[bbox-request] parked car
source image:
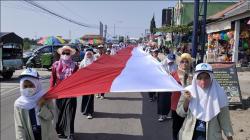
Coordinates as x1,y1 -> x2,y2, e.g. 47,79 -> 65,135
26,44 -> 80,70
23,51 -> 33,65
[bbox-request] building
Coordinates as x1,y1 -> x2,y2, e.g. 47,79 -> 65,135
206,0 -> 250,65
175,1 -> 236,25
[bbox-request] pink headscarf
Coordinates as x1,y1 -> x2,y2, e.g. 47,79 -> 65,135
56,58 -> 76,80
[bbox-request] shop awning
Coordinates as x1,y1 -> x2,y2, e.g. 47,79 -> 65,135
206,21 -> 231,33
206,1 -> 250,34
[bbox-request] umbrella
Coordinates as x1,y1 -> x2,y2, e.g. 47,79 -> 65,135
37,36 -> 48,45
37,36 -> 65,45
70,38 -> 83,44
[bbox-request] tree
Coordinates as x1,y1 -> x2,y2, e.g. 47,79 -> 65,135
150,15 -> 156,35
23,38 -> 37,50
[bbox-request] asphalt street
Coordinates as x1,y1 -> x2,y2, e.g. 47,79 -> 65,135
1,73 -> 172,140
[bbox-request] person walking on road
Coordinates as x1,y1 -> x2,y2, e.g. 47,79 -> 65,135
95,45 -> 106,99
171,53 -> 193,140
50,46 -> 78,140
157,53 -> 177,122
14,68 -> 58,140
177,63 -> 234,140
79,48 -> 96,119
148,48 -> 160,102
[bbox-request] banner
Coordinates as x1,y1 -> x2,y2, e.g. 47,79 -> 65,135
209,62 -> 242,104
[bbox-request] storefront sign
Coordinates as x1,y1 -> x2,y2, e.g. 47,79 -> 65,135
209,62 -> 242,104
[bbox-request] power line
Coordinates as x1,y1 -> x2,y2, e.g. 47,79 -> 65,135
24,1 -> 99,29
55,0 -> 91,24
1,2 -> 47,14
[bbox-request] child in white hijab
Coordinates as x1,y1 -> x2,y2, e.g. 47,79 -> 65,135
14,68 -> 58,140
177,63 -> 233,140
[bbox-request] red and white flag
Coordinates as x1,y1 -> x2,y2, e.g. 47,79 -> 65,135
45,45 -> 184,99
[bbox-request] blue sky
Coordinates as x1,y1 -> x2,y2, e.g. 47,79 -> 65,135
1,1 -> 176,40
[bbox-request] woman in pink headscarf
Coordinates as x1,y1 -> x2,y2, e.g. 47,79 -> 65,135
49,46 -> 78,140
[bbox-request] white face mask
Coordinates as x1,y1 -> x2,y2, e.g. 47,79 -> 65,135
21,88 -> 36,97
61,54 -> 71,60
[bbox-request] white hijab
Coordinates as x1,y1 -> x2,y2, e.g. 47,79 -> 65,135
14,77 -> 46,110
79,51 -> 96,68
185,71 -> 228,122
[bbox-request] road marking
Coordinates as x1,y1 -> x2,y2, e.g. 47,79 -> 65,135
1,87 -> 20,96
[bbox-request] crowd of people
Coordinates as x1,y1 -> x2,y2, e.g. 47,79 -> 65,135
13,42 -> 234,140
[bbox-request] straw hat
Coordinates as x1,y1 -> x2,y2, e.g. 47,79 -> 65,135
179,53 -> 193,63
57,45 -> 76,55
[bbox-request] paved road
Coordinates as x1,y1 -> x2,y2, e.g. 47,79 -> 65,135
1,74 -> 172,140
2,69 -> 249,140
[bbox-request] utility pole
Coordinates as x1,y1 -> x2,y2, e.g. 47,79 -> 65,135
191,0 -> 199,62
104,24 -> 107,42
114,24 -> 116,38
100,22 -> 103,37
200,0 -> 207,63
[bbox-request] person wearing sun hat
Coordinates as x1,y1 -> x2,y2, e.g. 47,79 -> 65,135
50,45 -> 78,139
170,52 -> 193,140
14,68 -> 58,140
176,63 -> 233,140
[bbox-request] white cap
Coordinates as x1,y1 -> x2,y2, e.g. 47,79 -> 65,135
20,68 -> 40,79
195,63 -> 213,73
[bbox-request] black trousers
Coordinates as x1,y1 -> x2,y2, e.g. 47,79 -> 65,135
81,95 -> 94,115
157,92 -> 171,115
172,110 -> 185,140
56,98 -> 77,137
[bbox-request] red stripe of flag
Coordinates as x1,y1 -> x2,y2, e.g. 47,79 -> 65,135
45,46 -> 134,99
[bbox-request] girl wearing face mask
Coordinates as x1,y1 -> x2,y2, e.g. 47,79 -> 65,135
50,46 -> 78,140
176,63 -> 233,140
14,68 -> 58,140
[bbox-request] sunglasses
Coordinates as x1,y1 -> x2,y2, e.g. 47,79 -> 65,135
180,61 -> 189,64
62,52 -> 70,55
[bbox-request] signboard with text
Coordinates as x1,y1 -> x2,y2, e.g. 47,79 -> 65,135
209,62 -> 242,105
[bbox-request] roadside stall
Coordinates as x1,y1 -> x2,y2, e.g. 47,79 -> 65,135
81,35 -> 103,46
206,1 -> 250,66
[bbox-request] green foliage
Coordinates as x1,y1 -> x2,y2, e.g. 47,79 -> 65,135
150,16 -> 156,34
156,25 -> 192,33
23,41 -> 31,50
23,38 -> 37,50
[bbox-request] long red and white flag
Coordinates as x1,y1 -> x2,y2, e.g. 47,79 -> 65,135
45,45 -> 184,99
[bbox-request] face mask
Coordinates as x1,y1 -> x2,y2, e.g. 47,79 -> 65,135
21,88 -> 36,97
61,55 -> 71,60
